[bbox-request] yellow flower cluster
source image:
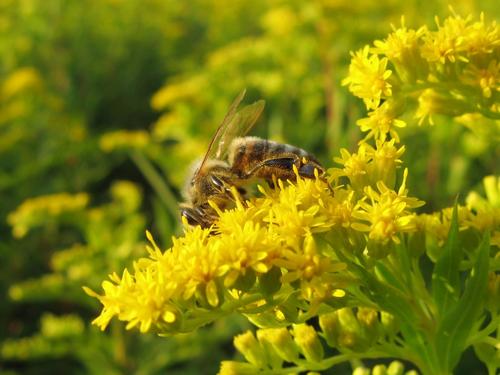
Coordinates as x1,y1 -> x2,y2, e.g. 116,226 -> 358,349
343,13 -> 500,138
7,193 -> 89,238
1,67 -> 42,99
86,173 -> 346,333
417,175 -> 500,248
99,130 -> 150,152
86,158 -> 428,334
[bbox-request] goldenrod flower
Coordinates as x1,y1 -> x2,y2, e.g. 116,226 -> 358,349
457,12 -> 500,57
373,19 -> 428,83
463,60 -> 500,98
414,88 -> 466,126
348,13 -> 500,132
365,139 -> 405,188
465,175 -> 500,233
331,140 -> 404,193
420,15 -> 470,64
356,101 -> 407,142
421,12 -> 500,65
330,145 -> 371,190
352,169 -> 424,244
373,19 -> 426,62
342,46 -> 393,110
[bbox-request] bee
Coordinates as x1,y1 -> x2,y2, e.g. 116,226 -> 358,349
181,90 -> 325,228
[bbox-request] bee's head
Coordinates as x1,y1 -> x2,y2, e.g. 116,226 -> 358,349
182,159 -> 231,204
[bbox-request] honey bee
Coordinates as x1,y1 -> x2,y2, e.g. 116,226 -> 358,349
181,90 -> 325,228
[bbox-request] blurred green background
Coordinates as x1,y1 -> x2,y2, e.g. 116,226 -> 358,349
0,0 -> 498,374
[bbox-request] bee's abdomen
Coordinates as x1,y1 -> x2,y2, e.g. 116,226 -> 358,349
229,136 -> 315,179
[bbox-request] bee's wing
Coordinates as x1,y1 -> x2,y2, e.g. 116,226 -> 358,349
215,98 -> 265,160
195,90 -> 265,179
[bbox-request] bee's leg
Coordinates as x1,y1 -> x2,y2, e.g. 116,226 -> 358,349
245,157 -> 298,180
181,206 -> 212,228
266,180 -> 276,189
246,156 -> 318,182
298,161 -> 326,179
236,186 -> 247,196
245,156 -> 329,188
209,175 -> 229,193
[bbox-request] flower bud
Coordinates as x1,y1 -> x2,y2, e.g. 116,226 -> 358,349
352,367 -> 370,375
387,360 -> 405,375
372,364 -> 388,375
255,329 -> 283,369
337,308 -> 361,332
485,272 -> 500,311
257,328 -> 299,363
319,311 -> 340,347
218,361 -> 259,375
380,311 -> 398,336
292,324 -> 324,363
370,140 -> 404,189
336,307 -> 377,351
233,331 -> 266,368
356,307 -> 379,342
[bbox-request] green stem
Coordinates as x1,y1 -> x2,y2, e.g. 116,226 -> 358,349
129,150 -> 179,220
259,350 -> 403,374
178,293 -> 266,332
468,313 -> 500,345
111,320 -> 129,371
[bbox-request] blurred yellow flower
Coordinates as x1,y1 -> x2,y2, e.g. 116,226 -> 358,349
1,67 -> 41,99
8,193 -> 89,238
261,6 -> 298,36
463,59 -> 500,98
99,130 -> 149,152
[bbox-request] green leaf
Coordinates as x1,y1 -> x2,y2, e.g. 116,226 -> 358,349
394,240 -> 413,289
374,261 -> 407,294
349,261 -> 416,325
435,232 -> 490,371
474,342 -> 500,375
258,266 -> 282,297
431,203 -> 461,315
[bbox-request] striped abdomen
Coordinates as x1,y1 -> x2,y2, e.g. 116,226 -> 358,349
228,136 -> 323,181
